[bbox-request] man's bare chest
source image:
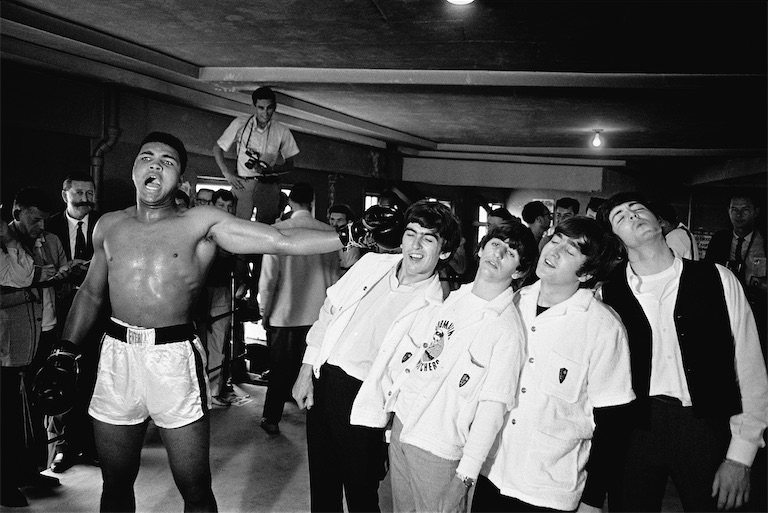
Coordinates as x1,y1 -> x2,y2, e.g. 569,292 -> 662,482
104,221 -> 202,268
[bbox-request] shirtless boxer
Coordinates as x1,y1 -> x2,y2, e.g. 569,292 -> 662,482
33,132 -> 401,512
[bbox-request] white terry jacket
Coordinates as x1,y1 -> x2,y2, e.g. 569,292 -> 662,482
351,284 -> 524,465
303,252 -> 444,378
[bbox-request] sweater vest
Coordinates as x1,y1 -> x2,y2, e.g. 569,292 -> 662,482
601,259 -> 741,420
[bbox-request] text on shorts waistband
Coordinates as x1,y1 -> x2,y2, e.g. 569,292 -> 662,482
106,319 -> 195,345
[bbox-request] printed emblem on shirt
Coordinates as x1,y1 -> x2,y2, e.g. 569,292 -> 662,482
416,319 -> 454,372
559,367 -> 568,383
402,352 -> 412,363
459,373 -> 470,387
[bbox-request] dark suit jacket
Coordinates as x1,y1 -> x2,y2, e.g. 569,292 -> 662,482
704,229 -> 732,265
45,210 -> 99,261
45,210 -> 101,319
705,228 -> 766,265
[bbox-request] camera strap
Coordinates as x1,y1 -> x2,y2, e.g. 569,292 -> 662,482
237,115 -> 256,155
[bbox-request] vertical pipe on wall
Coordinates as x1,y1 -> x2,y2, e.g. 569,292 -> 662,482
90,87 -> 121,211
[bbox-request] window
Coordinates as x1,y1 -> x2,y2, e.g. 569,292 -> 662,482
477,203 -> 504,243
364,193 -> 380,210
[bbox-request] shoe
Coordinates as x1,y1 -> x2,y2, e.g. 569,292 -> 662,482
260,418 -> 280,435
0,487 -> 28,508
20,473 -> 60,488
211,395 -> 232,407
50,451 -> 77,474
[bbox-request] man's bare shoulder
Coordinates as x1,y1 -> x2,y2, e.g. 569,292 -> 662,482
184,204 -> 233,227
94,207 -> 135,230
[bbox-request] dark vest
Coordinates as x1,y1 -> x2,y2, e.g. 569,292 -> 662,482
602,259 -> 741,421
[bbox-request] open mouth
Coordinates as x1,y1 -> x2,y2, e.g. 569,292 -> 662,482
144,175 -> 161,189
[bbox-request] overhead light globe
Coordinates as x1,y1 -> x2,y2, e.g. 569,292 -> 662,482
591,130 -> 603,148
447,0 -> 474,4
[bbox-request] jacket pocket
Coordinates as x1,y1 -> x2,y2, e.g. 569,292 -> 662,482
539,351 -> 585,404
451,351 -> 487,399
524,430 -> 585,492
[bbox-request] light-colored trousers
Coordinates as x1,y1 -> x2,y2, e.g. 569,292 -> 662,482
389,415 -> 476,512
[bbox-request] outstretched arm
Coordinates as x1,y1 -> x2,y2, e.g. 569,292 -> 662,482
208,212 -> 343,256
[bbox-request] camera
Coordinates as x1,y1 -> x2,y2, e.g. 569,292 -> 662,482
244,149 -> 261,170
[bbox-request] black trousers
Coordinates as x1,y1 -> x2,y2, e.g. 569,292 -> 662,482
261,325 -> 309,424
306,364 -> 385,513
609,399 -> 729,512
472,475 -> 571,512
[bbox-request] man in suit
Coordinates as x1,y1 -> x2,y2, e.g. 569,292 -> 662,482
44,172 -> 101,473
705,194 -> 766,356
259,183 -> 340,435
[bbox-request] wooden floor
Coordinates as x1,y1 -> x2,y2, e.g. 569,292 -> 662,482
3,382 -> 689,513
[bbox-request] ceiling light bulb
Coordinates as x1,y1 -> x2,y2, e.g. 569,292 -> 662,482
591,131 -> 602,148
447,0 -> 474,4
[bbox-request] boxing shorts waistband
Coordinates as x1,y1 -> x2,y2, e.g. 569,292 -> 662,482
106,319 -> 195,345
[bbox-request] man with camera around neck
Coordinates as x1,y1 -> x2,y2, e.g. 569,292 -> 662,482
213,86 -> 300,224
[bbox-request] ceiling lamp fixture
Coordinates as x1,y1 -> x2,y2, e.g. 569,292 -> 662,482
591,129 -> 603,148
447,0 -> 474,4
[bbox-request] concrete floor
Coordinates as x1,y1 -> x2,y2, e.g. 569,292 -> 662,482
4,382 -> 394,512
2,381 -> 692,513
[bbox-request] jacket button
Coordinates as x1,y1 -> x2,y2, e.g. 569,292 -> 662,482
521,387 -> 527,393
529,357 -> 534,363
405,369 -> 410,374
423,343 -> 428,348
531,326 -> 536,332
511,419 -> 516,425
387,391 -> 392,396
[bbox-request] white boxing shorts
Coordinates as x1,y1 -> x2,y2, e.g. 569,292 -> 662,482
88,317 -> 211,429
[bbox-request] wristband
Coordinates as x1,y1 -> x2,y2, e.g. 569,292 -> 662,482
724,458 -> 751,472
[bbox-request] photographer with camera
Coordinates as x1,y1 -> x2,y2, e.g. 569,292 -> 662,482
213,86 -> 300,224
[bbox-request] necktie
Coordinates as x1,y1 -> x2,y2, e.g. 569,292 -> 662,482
75,221 -> 86,259
733,236 -> 746,281
734,236 -> 745,265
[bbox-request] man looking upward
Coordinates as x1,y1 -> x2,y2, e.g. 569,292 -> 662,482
597,192 -> 768,512
538,197 -> 580,252
34,132 -> 399,512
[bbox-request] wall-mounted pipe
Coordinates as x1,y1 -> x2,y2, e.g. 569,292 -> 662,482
90,87 -> 121,211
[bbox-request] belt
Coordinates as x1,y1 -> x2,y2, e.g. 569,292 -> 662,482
238,175 -> 280,184
106,319 -> 195,345
650,395 -> 683,406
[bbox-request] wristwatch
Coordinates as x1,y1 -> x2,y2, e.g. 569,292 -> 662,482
455,472 -> 475,488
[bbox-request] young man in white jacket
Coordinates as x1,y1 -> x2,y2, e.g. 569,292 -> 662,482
475,217 -> 636,512
352,221 -> 538,513
292,200 -> 462,512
